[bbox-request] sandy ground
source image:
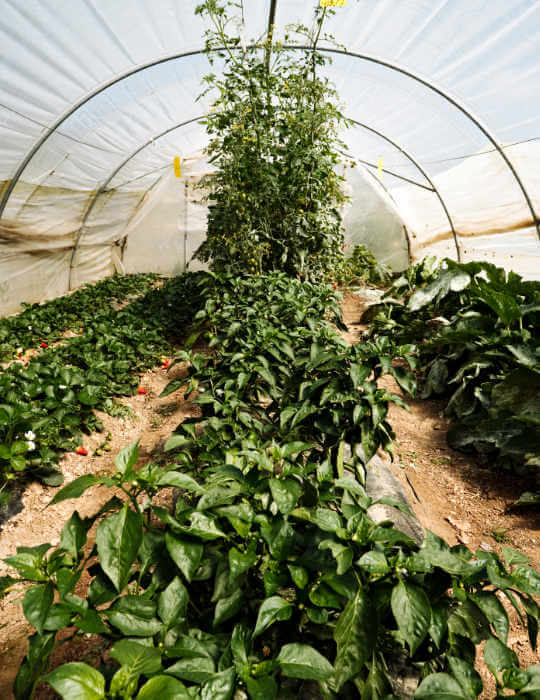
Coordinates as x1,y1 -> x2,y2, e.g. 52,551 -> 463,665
0,291 -> 537,698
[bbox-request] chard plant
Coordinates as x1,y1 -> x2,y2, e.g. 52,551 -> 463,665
365,259 -> 540,503
194,0 -> 350,281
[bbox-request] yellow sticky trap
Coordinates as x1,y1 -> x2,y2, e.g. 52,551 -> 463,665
377,157 -> 383,180
320,0 -> 346,5
173,156 -> 182,178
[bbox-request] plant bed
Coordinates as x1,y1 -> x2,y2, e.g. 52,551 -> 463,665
2,272 -> 538,699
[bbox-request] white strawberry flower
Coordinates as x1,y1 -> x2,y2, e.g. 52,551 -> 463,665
58,384 -> 67,390
24,430 -> 36,441
26,440 -> 36,451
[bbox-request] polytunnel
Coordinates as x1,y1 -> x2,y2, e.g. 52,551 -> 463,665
1,0 -> 540,315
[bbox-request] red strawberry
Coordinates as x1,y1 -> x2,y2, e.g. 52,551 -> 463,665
162,360 -> 170,369
17,353 -> 22,358
75,446 -> 88,456
333,282 -> 338,289
40,342 -> 48,348
137,387 -> 147,395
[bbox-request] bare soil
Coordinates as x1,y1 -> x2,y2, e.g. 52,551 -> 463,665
0,291 -> 537,699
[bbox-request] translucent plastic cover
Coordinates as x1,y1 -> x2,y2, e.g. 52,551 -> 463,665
0,0 -> 539,314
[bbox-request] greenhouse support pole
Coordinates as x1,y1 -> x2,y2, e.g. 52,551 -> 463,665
184,179 -> 189,272
265,0 -> 278,69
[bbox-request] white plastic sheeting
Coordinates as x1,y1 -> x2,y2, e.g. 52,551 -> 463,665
0,0 -> 539,314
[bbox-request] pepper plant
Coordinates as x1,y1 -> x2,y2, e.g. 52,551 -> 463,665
4,271 -> 539,698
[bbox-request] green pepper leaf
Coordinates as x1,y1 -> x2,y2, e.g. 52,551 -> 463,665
44,662 -> 105,700
277,643 -> 333,681
95,504 -> 143,592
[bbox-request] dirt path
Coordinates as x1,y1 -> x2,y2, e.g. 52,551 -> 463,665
0,358 -> 196,698
342,291 -> 540,698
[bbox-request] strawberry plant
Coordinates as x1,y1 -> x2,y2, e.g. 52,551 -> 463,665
0,273 -> 206,504
0,273 -> 159,361
194,0 -> 349,281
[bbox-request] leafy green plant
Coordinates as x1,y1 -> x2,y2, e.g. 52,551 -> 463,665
194,0 -> 349,281
5,270 -> 539,699
0,273 -> 206,500
0,273 -> 159,361
365,258 -> 540,497
334,244 -> 392,287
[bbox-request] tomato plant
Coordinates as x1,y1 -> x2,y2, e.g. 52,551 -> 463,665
194,0 -> 349,281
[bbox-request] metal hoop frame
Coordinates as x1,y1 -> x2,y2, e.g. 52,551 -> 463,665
69,111 -> 463,285
2,40 -> 537,280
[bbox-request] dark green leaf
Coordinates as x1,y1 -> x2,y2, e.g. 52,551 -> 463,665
253,596 -> 293,638
415,673 -> 467,699
166,656 -> 215,683
47,475 -> 100,507
391,580 -> 431,655
110,639 -> 162,675
44,662 -> 105,700
471,592 -> 509,644
158,576 -> 189,628
269,477 -> 302,515
484,636 -> 517,677
228,545 -> 257,580
214,588 -> 244,627
95,504 -> 142,592
447,656 -> 483,697
22,583 -> 54,635
59,511 -> 88,558
137,675 -> 190,699
333,587 -> 376,690
165,533 -> 203,582
114,440 -> 139,477
278,643 -> 333,681
201,667 -> 235,700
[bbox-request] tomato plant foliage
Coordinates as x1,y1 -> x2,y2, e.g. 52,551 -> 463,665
194,0 -> 349,281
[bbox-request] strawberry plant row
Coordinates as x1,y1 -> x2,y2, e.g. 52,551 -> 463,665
0,273 -> 205,503
0,273 -> 160,362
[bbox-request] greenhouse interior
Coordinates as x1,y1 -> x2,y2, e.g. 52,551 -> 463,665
0,1 -> 539,698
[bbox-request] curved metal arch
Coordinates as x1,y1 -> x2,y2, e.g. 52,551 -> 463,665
68,114 -> 202,289
348,118 -> 461,260
3,44 -> 537,241
70,113 -> 459,286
